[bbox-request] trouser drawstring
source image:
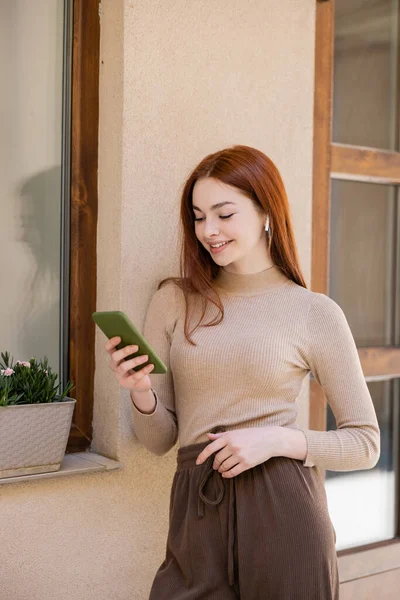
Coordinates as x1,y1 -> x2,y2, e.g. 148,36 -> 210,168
196,436 -> 237,589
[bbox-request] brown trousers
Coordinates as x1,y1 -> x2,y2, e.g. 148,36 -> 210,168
149,435 -> 339,599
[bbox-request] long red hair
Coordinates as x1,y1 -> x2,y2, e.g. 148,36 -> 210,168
158,145 -> 307,346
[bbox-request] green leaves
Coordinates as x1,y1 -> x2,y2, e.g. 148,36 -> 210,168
0,374 -> 24,406
0,352 -> 75,406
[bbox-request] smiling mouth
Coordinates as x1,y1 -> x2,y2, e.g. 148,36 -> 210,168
209,240 -> 233,253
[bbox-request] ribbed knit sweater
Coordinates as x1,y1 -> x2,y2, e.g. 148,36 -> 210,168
131,265 -> 380,471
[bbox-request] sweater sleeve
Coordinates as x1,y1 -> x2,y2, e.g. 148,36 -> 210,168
130,282 -> 179,455
299,293 -> 380,471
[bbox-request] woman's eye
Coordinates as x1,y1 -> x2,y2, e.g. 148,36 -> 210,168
193,214 -> 234,222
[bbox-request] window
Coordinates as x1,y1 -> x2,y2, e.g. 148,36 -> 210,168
313,0 -> 400,591
0,0 -> 100,453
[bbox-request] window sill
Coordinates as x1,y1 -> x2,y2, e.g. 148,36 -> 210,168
0,452 -> 123,485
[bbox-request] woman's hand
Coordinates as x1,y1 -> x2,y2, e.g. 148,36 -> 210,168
195,426 -> 282,478
105,336 -> 155,392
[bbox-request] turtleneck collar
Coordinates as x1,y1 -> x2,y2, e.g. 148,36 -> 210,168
212,264 -> 291,296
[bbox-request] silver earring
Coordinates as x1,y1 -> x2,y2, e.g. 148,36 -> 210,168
264,215 -> 270,232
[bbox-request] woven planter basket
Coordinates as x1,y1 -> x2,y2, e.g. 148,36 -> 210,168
0,398 -> 76,479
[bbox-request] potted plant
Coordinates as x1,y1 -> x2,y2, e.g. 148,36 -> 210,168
0,351 -> 75,479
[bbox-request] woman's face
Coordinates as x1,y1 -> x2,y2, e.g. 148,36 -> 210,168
192,177 -> 269,273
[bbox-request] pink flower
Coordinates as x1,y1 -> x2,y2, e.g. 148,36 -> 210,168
16,361 -> 31,368
1,368 -> 15,376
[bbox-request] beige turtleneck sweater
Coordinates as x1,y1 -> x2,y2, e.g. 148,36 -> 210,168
131,265 -> 380,471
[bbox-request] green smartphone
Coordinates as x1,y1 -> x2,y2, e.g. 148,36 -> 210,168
92,310 -> 168,374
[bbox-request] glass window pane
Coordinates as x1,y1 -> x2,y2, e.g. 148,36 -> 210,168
333,0 -> 399,150
0,1 -> 64,370
325,378 -> 398,551
329,179 -> 396,347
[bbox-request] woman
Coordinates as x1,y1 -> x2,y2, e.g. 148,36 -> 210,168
105,145 -> 380,599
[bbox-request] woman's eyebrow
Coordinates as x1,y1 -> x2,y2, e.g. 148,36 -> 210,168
192,201 -> 237,212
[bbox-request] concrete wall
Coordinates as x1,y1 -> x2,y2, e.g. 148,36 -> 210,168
2,1 -> 316,599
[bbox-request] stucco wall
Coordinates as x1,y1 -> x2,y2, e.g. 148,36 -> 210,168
2,1 -> 316,599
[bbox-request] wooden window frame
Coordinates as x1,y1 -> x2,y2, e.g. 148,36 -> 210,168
313,0 -> 400,591
66,0 -> 99,452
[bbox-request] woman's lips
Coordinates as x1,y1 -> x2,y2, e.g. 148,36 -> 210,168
209,241 -> 233,254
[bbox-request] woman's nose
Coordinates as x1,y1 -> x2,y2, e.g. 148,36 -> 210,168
204,221 -> 220,236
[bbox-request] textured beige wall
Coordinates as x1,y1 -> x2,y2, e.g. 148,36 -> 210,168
1,1 -> 316,599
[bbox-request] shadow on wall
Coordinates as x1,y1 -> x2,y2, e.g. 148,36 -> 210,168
15,165 -> 61,370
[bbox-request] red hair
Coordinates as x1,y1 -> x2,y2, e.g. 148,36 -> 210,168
159,144 -> 307,346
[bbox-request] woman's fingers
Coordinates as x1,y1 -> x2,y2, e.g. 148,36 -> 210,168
104,337 -> 121,372
118,353 -> 149,375
104,337 -> 155,386
105,339 -> 142,370
105,336 -> 122,353
112,344 -> 142,365
120,362 -> 155,384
